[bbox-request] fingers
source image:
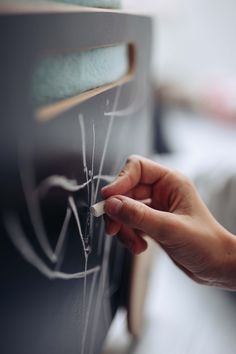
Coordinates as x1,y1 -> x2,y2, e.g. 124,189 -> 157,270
101,155 -> 170,199
104,195 -> 177,241
117,225 -> 148,254
103,184 -> 152,237
104,215 -> 121,236
125,184 -> 152,200
103,215 -> 148,255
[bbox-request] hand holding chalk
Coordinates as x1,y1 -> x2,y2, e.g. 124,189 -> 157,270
90,201 -> 105,217
99,155 -> 236,290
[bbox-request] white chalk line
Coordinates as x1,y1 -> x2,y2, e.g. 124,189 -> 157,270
3,213 -> 100,281
81,269 -> 98,354
109,78 -> 148,176
94,86 -> 121,203
91,123 -> 96,191
19,148 -> 56,263
68,195 -> 89,310
104,77 -> 147,118
90,122 -> 96,207
54,206 -> 72,271
88,236 -> 112,354
97,220 -> 105,257
37,174 -> 115,198
78,113 -> 90,199
88,122 -> 96,243
68,196 -> 86,254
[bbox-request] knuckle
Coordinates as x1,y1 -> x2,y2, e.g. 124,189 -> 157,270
133,204 -> 146,228
172,170 -> 194,188
118,155 -> 142,188
120,155 -> 138,176
173,170 -> 188,182
126,155 -> 141,172
118,169 -> 133,189
126,154 -> 140,164
119,201 -> 133,224
118,169 -> 129,177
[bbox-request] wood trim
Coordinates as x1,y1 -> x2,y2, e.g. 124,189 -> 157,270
0,1 -> 138,15
127,237 -> 156,338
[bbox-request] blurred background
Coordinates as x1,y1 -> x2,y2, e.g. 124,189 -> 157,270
103,0 -> 236,353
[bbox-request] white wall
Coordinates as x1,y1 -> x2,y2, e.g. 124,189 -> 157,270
124,0 -> 236,90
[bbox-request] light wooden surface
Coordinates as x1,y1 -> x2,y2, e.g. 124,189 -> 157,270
0,0 -> 144,15
0,1 -> 119,14
127,237 -> 156,338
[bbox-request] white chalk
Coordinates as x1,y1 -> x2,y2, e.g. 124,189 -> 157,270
90,201 -> 105,218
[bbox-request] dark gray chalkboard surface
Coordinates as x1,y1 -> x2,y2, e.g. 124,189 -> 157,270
0,6 -> 152,354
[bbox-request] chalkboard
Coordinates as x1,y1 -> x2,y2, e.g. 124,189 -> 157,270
0,7 -> 152,354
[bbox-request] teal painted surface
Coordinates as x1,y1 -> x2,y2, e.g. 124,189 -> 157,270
50,0 -> 121,8
0,0 -> 121,8
32,45 -> 128,106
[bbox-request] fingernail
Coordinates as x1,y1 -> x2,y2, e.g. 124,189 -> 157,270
105,226 -> 117,237
101,187 -> 106,195
101,186 -> 109,198
105,198 -> 123,217
106,232 -> 114,237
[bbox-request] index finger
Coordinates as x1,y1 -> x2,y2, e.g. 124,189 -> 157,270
101,155 -> 170,198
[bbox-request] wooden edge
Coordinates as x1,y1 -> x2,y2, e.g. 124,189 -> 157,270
0,1 -> 143,16
35,43 -> 136,122
127,237 -> 156,338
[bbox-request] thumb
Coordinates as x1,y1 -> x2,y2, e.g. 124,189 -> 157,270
104,196 -> 176,241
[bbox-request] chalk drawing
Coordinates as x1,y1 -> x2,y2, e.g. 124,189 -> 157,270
37,174 -> 115,197
4,213 -> 100,280
81,270 -> 98,354
54,206 -> 72,271
68,196 -> 86,255
104,77 -> 147,118
2,79 -> 137,354
88,122 -> 96,245
78,113 -> 90,201
97,220 -> 105,257
19,147 -> 56,263
94,86 -> 121,203
68,195 -> 88,307
88,236 -> 112,354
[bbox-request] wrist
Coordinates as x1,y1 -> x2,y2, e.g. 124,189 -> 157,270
220,227 -> 236,290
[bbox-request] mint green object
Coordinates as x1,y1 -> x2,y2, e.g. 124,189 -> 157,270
50,0 -> 121,8
0,0 -> 121,8
32,44 -> 128,106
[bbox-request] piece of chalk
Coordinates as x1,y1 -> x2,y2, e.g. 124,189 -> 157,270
90,201 -> 105,218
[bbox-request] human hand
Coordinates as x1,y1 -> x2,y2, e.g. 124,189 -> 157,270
101,155 -> 236,289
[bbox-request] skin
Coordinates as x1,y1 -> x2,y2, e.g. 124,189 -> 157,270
101,155 -> 236,290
